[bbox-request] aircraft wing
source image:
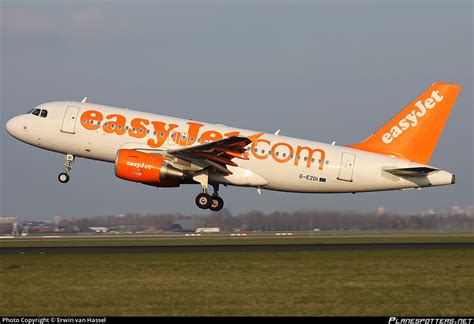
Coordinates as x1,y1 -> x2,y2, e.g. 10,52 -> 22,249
166,134 -> 262,174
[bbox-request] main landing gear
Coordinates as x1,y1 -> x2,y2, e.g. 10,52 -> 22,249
58,154 -> 75,184
195,191 -> 224,211
193,171 -> 224,211
195,188 -> 224,211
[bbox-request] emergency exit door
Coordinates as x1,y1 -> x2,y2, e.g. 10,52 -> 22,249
337,152 -> 356,182
61,106 -> 80,134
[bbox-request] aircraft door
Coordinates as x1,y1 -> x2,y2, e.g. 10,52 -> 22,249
337,152 -> 356,182
61,106 -> 81,134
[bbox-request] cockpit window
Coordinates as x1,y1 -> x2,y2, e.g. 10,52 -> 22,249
30,109 -> 48,117
27,109 -> 35,114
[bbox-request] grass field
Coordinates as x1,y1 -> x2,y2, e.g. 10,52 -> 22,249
1,232 -> 473,316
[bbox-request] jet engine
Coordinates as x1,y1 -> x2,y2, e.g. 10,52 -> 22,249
115,149 -> 183,187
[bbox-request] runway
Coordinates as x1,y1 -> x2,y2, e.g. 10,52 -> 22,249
1,242 -> 473,254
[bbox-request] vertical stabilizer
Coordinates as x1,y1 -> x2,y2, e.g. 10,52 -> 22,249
349,82 -> 461,164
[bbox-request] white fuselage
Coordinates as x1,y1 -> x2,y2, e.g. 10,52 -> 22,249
5,101 -> 454,193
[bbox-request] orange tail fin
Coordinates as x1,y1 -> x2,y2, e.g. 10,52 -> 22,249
349,82 -> 462,164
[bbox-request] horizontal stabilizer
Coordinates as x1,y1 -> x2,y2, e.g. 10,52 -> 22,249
384,167 -> 439,177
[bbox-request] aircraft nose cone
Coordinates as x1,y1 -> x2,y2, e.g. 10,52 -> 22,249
6,116 -> 20,136
6,118 -> 15,135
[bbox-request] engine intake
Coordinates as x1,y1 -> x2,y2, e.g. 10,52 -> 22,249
115,149 -> 183,187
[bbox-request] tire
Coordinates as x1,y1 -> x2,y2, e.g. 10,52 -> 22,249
58,172 -> 70,183
195,193 -> 212,209
209,196 -> 224,212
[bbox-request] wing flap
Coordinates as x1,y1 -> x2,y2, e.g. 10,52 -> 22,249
167,135 -> 259,174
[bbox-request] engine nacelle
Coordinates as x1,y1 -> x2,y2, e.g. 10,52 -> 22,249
115,149 -> 183,187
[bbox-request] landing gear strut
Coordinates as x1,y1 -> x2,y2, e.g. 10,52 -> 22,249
209,183 -> 224,212
58,154 -> 74,183
193,171 -> 224,211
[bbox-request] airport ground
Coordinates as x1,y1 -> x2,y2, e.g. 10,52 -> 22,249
1,231 -> 473,316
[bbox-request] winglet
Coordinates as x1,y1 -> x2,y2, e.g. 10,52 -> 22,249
246,132 -> 265,143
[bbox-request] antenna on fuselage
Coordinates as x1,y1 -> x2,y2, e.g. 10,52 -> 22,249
274,129 -> 281,135
81,97 -> 88,103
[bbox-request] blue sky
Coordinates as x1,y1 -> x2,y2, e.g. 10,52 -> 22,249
1,0 -> 472,220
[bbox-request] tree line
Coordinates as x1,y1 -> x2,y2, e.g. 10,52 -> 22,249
56,208 -> 474,232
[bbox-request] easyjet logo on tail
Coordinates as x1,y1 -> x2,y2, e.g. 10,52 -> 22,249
382,90 -> 444,144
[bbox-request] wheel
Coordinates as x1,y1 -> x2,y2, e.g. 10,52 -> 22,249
209,196 -> 224,212
195,193 -> 212,209
58,172 -> 70,183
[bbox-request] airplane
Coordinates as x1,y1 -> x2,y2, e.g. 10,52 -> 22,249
5,82 -> 461,211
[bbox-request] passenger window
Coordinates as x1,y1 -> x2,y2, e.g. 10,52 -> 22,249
40,110 -> 48,118
32,109 -> 41,116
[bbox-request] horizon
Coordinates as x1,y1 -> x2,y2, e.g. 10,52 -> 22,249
2,204 -> 474,222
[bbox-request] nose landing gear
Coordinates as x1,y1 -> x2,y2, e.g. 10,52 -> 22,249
58,154 -> 75,184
